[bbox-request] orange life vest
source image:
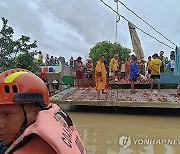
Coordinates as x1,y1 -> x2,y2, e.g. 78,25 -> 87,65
5,104 -> 86,154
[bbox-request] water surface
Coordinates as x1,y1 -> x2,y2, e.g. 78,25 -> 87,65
68,107 -> 180,154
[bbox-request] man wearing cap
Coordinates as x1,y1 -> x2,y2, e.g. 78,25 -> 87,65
0,68 -> 86,154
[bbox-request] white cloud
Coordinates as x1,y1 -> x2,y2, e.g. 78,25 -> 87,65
0,0 -> 179,62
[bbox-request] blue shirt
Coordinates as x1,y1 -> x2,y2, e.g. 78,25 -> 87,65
130,62 -> 139,81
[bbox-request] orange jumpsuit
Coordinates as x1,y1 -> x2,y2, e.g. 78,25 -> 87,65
95,60 -> 107,91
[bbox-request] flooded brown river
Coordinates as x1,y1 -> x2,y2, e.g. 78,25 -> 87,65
68,107 -> 180,154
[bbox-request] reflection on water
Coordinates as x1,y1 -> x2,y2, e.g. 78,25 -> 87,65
68,107 -> 180,154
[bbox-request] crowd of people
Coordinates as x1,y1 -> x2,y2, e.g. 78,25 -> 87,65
45,54 -> 60,66
37,51 -> 61,66
36,50 -> 178,98
70,50 -> 178,99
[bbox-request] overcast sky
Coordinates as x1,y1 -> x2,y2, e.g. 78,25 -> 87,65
0,0 -> 179,62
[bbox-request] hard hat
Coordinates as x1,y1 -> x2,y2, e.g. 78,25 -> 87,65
0,68 -> 51,109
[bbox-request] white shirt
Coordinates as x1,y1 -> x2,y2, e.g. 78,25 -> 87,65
171,60 -> 175,68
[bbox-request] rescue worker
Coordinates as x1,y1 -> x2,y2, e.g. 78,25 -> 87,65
0,68 -> 86,154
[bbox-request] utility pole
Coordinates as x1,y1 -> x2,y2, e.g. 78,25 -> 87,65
114,0 -> 119,55
114,0 -> 119,43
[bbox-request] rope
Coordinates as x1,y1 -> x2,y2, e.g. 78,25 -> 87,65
117,0 -> 177,47
100,0 -> 175,50
115,1 -> 118,43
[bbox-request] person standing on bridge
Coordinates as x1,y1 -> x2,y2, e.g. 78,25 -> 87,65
125,57 -> 131,80
95,54 -> 107,99
109,54 -> 119,82
75,56 -> 84,88
159,50 -> 165,73
129,55 -> 139,93
150,53 -> 162,92
146,56 -> 152,80
86,58 -> 94,87
38,51 -> 43,66
69,56 -> 75,69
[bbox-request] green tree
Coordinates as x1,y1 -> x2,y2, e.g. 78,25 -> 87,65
0,17 -> 38,73
89,40 -> 131,66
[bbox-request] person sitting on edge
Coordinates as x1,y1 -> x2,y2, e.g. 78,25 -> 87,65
0,68 -> 86,154
54,57 -> 59,65
129,55 -> 139,93
95,54 -> 107,99
150,53 -> 162,92
45,54 -> 50,66
50,55 -> 55,66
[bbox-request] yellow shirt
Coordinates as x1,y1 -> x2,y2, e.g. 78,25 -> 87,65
150,59 -> 162,75
38,54 -> 43,63
110,58 -> 119,71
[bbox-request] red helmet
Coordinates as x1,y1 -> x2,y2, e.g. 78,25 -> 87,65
0,68 -> 51,109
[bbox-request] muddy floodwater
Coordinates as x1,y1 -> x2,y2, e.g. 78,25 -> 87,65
68,107 -> 180,154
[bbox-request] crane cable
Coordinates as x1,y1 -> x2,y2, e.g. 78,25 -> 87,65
117,0 -> 177,47
100,0 -> 175,50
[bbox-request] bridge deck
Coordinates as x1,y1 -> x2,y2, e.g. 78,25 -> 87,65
50,88 -> 180,108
